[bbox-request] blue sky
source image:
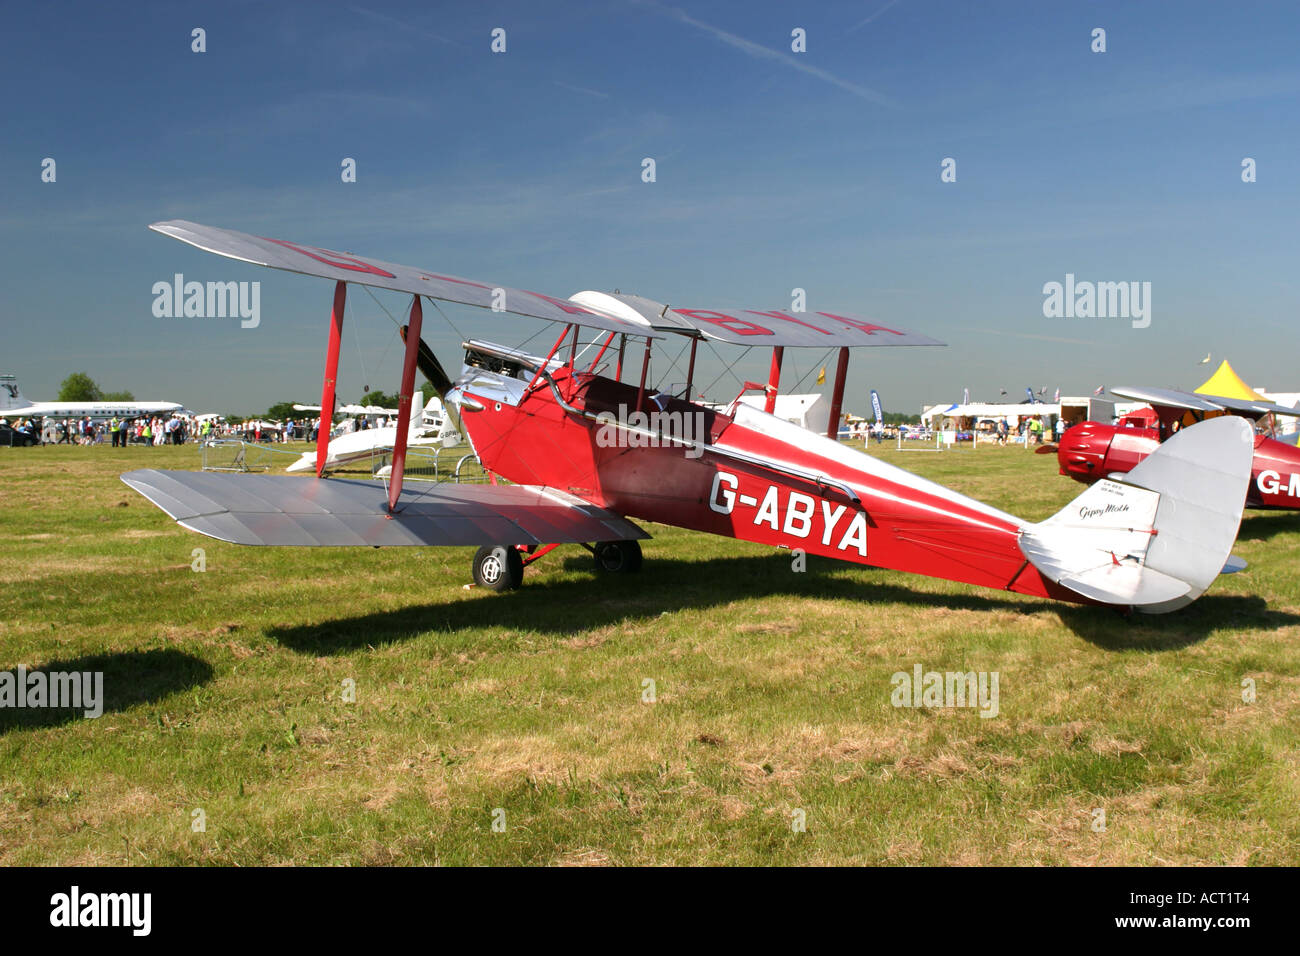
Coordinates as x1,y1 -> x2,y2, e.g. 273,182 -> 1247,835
2,0 -> 1298,415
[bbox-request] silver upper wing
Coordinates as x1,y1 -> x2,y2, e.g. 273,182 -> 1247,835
1111,385 -> 1299,419
150,220 -> 658,338
151,220 -> 944,349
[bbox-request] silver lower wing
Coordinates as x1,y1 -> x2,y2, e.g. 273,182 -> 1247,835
121,469 -> 647,547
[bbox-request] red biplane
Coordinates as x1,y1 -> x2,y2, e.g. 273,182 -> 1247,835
123,221 -> 1256,614
1059,385 -> 1300,510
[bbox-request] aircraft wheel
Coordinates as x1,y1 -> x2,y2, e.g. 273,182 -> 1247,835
593,539 -> 642,573
472,545 -> 524,592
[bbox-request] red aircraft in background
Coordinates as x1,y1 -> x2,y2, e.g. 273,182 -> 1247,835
1059,385 -> 1300,510
123,221 -> 1257,615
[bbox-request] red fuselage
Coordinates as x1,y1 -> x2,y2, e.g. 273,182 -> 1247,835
1059,421 -> 1300,509
457,365 -> 1084,604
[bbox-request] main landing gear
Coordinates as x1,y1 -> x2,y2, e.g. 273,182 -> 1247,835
469,540 -> 643,591
471,545 -> 524,592
592,539 -> 642,573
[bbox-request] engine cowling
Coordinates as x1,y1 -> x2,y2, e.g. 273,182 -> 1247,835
1058,421 -> 1161,484
1062,421 -> 1300,511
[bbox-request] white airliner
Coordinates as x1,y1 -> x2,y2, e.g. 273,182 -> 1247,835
292,400 -> 405,416
0,375 -> 184,419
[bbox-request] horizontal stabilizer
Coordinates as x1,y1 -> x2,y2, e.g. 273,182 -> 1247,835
121,469 -> 647,547
1018,416 -> 1254,613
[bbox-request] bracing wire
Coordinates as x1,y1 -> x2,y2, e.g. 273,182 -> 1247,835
349,302 -> 370,388
362,285 -> 404,330
699,342 -> 753,399
427,297 -> 552,359
360,286 -> 406,389
790,348 -> 836,391
658,338 -> 691,391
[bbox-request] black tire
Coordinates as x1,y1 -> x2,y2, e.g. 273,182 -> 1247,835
593,539 -> 643,573
472,545 -> 524,592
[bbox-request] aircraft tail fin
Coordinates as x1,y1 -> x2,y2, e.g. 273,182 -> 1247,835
408,390 -> 424,438
0,375 -> 28,413
1018,416 -> 1254,614
425,395 -> 462,445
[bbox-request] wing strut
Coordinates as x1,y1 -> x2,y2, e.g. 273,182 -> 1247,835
401,324 -> 463,438
523,324 -> 572,396
764,346 -> 784,413
387,294 -> 423,512
686,336 -> 699,399
825,346 -> 850,440
316,280 -> 347,477
400,324 -> 454,397
636,338 -> 652,412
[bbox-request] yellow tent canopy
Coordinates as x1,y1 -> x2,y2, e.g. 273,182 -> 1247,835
1194,360 -> 1268,403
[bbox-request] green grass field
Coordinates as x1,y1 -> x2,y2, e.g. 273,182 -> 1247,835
2,439 -> 1298,865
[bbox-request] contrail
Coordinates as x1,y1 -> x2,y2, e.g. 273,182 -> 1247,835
648,3 -> 898,108
849,0 -> 903,34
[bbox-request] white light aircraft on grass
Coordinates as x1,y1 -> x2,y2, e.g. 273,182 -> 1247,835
292,392 -> 453,424
292,400 -> 397,416
284,392 -> 460,473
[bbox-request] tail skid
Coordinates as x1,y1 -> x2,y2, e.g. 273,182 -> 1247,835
1018,416 -> 1254,613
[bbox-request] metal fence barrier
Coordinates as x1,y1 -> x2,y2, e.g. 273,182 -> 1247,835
201,439 -> 301,472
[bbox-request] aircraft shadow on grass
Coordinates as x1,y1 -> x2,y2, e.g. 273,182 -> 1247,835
1237,510 -> 1300,543
0,649 -> 213,735
265,554 -> 1299,657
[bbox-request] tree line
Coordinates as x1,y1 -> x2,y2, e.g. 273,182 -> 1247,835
57,372 -> 134,403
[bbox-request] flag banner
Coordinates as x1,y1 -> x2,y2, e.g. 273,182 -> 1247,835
963,387 -> 970,405
870,390 -> 883,423
816,366 -> 826,385
1025,387 -> 1036,404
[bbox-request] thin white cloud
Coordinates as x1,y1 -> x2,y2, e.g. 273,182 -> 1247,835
649,3 -> 898,108
553,80 -> 612,100
966,328 -> 1098,347
849,0 -> 903,33
347,5 -> 455,45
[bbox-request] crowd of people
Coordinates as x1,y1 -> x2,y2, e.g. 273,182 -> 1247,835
223,417 -> 327,443
979,416 -> 1062,445
3,414 -> 354,447
16,415 -> 201,446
